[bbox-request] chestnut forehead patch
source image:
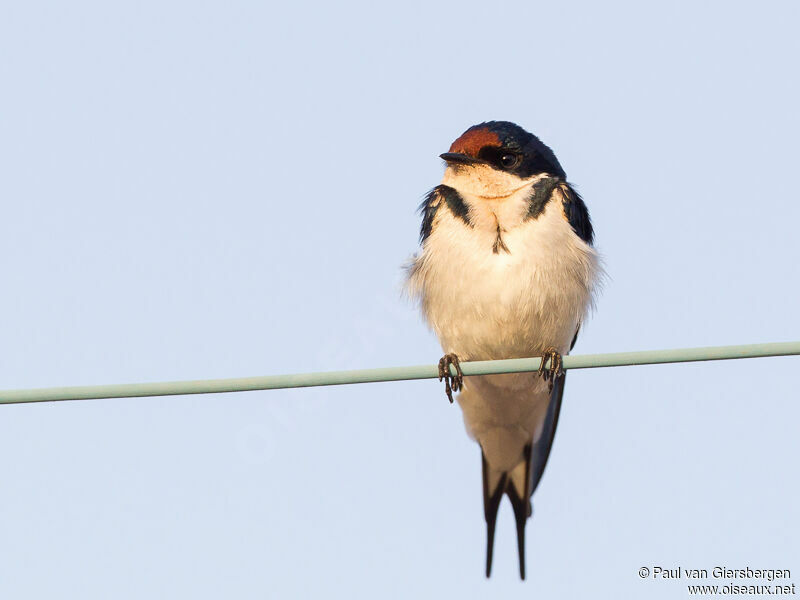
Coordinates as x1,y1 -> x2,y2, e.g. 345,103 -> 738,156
449,127 -> 501,157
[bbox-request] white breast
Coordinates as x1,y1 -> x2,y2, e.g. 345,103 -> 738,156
407,184 -> 600,361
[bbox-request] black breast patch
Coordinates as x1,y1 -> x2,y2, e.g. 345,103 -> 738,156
419,185 -> 471,243
525,177 -> 594,245
525,176 -> 561,221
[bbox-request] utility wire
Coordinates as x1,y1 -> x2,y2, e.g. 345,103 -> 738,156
1,341 -> 798,405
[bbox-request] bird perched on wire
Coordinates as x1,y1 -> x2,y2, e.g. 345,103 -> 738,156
406,121 -> 601,579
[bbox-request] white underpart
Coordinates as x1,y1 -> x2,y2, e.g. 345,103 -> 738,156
407,165 -> 602,477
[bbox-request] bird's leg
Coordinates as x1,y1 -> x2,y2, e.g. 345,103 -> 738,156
537,347 -> 564,392
438,353 -> 464,404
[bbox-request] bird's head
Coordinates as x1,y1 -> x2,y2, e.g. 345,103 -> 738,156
440,121 -> 566,199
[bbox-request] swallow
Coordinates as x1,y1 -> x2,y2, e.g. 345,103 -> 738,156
406,121 -> 601,579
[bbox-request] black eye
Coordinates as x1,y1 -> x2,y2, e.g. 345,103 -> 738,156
500,153 -> 519,169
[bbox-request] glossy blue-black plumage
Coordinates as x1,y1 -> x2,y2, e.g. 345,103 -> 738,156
523,177 -> 594,246
560,183 -> 594,245
525,176 -> 562,221
419,185 -> 471,243
471,121 -> 567,180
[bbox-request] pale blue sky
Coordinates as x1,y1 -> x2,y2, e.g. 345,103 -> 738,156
1,1 -> 798,598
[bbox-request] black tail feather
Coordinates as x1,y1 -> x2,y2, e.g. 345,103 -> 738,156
506,444 -> 532,580
482,452 -> 507,578
482,444 -> 533,580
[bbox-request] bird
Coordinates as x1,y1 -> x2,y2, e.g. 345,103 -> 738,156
406,121 -> 601,579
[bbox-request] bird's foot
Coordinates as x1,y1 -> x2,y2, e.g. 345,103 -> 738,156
438,353 -> 464,404
538,347 -> 564,392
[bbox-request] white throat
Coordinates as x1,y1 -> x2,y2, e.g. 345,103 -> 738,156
441,164 -> 543,199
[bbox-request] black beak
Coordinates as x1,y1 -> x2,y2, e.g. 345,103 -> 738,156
439,152 -> 482,166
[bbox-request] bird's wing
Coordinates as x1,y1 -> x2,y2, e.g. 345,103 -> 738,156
529,370 -> 566,497
560,182 -> 594,244
530,324 -> 578,495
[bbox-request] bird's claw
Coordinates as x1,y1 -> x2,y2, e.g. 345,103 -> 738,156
438,353 -> 464,403
538,347 -> 564,392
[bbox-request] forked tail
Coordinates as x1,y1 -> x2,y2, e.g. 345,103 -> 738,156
482,445 -> 532,579
481,372 -> 566,580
